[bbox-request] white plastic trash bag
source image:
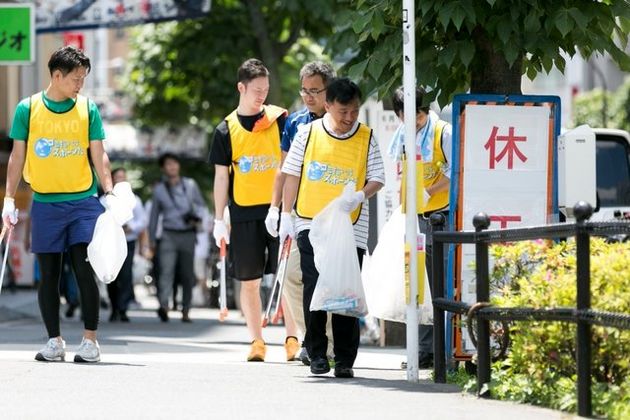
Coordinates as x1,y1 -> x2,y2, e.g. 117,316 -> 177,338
363,205 -> 433,324
88,182 -> 136,284
88,210 -> 128,284
310,183 -> 367,317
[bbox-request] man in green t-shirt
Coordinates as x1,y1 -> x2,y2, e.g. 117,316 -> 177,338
2,46 -> 113,363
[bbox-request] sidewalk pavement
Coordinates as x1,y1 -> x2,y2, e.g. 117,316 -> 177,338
0,286 -> 573,420
0,287 -> 40,322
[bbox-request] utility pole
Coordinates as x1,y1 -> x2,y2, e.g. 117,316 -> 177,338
402,0 -> 419,382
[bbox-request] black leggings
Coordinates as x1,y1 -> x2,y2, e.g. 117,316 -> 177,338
37,243 -> 100,337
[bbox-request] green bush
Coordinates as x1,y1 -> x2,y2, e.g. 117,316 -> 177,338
609,77 -> 630,132
573,76 -> 630,131
574,88 -> 614,129
487,238 -> 630,418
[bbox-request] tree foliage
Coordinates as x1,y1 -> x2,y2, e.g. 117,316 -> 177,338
125,0 -> 338,130
328,0 -> 630,107
574,77 -> 630,130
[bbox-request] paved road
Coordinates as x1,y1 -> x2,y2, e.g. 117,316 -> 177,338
0,287 -> 572,420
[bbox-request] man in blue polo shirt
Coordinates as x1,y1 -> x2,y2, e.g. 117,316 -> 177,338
265,61 -> 336,364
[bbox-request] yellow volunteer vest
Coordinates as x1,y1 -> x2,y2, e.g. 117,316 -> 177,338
296,120 -> 371,223
401,119 -> 449,214
227,105 -> 285,206
24,93 -> 92,194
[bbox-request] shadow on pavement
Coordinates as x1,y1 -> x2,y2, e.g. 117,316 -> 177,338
66,362 -> 147,367
302,375 -> 461,394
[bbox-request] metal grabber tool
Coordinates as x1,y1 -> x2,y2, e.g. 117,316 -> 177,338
262,237 -> 291,328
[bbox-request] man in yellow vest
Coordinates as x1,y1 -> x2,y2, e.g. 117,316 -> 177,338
265,61 -> 336,364
209,58 -> 298,362
279,78 -> 385,378
389,86 -> 453,369
1,46 -> 113,363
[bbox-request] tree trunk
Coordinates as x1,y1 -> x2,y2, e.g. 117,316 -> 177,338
470,28 -> 523,95
244,0 -> 283,105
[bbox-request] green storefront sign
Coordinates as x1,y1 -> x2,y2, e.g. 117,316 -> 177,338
0,3 -> 35,64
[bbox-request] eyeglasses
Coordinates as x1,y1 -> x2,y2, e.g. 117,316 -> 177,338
299,87 -> 326,97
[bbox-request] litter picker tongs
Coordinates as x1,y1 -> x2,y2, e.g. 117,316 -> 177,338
262,237 -> 292,327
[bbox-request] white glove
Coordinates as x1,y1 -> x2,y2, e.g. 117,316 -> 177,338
213,219 -> 229,247
2,197 -> 18,226
278,212 -> 295,244
264,206 -> 280,237
340,190 -> 365,213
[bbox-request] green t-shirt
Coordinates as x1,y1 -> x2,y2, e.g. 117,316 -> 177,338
8,91 -> 106,203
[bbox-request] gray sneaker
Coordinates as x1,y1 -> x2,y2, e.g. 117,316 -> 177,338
35,338 -> 66,362
74,338 -> 101,363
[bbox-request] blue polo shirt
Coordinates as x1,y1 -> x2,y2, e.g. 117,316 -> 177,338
280,108 -> 323,152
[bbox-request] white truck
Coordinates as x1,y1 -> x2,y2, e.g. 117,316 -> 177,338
559,127 -> 630,222
592,128 -> 630,222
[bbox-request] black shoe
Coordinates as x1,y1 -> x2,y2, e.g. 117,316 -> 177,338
119,312 -> 130,322
100,298 -> 109,309
334,365 -> 354,378
310,357 -> 330,375
65,303 -> 78,319
400,352 -> 434,370
418,352 -> 434,369
109,310 -> 119,322
157,307 -> 169,322
182,310 -> 192,323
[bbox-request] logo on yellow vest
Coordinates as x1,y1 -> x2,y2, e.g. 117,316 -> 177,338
237,155 -> 279,173
307,161 -> 355,186
34,138 -> 85,158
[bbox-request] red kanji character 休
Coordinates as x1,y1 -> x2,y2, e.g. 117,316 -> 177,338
484,126 -> 528,170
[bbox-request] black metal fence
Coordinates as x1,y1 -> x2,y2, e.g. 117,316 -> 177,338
430,202 -> 630,418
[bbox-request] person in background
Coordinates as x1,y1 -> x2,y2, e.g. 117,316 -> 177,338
193,206 -> 212,306
389,85 -> 452,369
106,167 -> 147,322
148,153 -> 206,323
143,184 -> 162,296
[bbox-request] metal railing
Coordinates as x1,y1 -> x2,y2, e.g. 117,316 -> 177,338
430,202 -> 630,418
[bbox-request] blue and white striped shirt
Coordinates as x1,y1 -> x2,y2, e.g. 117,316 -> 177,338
282,114 -> 385,249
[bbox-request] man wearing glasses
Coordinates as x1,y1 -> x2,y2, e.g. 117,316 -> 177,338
265,62 -> 336,364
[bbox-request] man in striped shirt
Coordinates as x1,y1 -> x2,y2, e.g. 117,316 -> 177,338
265,61 -> 336,364
279,78 -> 385,378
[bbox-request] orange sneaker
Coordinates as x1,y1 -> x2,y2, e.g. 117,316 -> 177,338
247,339 -> 266,362
284,336 -> 300,361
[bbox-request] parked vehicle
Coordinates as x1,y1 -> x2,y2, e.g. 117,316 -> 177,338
592,128 -> 630,222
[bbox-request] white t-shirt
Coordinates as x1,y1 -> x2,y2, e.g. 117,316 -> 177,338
281,114 -> 385,249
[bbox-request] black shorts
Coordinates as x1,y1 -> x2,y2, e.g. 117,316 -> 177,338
229,220 -> 279,281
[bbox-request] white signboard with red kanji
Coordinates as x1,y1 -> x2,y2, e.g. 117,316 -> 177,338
453,97 -> 559,354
